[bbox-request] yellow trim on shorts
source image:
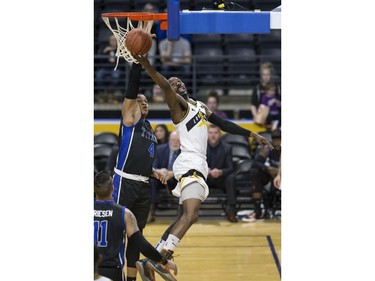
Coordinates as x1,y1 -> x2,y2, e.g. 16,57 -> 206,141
179,172 -> 202,190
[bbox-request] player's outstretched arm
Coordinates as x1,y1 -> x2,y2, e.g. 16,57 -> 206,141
203,104 -> 274,149
132,54 -> 185,124
125,209 -> 178,275
121,63 -> 142,126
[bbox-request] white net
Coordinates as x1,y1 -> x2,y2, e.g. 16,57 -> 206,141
101,16 -> 154,69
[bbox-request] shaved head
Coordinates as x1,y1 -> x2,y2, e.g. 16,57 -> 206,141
168,77 -> 188,99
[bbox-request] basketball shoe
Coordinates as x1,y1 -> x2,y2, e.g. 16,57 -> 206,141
146,249 -> 176,281
136,259 -> 155,281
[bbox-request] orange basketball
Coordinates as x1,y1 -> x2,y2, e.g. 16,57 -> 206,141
125,28 -> 153,55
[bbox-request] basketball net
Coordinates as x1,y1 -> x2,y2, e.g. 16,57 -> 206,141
101,16 -> 154,69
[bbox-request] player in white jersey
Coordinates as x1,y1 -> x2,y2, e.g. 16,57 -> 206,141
133,54 -> 273,281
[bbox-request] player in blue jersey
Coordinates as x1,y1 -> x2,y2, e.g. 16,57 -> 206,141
94,171 -> 177,281
112,62 -> 163,281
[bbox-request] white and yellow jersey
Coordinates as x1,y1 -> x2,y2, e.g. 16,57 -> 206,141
172,100 -> 210,201
175,100 -> 209,159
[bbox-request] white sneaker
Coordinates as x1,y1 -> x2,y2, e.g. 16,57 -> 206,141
242,217 -> 256,222
237,210 -> 254,216
241,213 -> 265,222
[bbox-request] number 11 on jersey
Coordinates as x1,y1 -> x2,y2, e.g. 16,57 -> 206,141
94,220 -> 108,247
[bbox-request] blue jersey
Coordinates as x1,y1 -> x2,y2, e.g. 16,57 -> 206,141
94,200 -> 126,268
113,118 -> 157,200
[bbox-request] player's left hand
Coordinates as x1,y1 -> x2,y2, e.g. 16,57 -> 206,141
252,132 -> 274,150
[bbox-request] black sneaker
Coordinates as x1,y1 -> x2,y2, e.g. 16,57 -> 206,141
136,259 -> 155,281
146,259 -> 177,281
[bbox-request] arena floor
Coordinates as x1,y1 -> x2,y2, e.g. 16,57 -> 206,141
139,218 -> 281,281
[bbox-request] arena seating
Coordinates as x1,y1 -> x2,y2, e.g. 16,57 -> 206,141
94,0 -> 281,99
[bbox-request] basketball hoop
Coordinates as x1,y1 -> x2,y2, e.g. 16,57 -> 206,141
101,12 -> 167,69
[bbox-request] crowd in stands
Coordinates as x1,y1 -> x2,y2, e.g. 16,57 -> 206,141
94,91 -> 282,223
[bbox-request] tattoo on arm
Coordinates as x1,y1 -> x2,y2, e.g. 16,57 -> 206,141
129,211 -> 138,228
125,209 -> 139,236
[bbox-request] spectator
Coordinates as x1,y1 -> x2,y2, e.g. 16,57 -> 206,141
243,129 -> 281,222
206,125 -> 238,222
95,35 -> 121,90
250,62 -> 281,124
159,37 -> 192,81
148,131 -> 181,222
152,84 -> 165,103
254,83 -> 281,130
154,124 -> 170,144
142,3 -> 158,66
206,90 -> 228,119
273,153 -> 281,189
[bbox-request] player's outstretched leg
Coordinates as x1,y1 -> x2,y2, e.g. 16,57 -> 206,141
148,196 -> 202,281
138,205 -> 183,281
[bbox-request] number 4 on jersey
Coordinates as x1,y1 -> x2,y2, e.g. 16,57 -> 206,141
148,143 -> 155,157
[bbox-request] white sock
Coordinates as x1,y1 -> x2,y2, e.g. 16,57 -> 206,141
163,234 -> 180,252
155,239 -> 165,252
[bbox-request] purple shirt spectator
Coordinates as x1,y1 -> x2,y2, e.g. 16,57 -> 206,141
260,95 -> 281,116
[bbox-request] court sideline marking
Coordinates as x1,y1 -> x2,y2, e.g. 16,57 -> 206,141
267,235 -> 281,277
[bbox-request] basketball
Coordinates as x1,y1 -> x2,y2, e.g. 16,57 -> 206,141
125,28 -> 152,55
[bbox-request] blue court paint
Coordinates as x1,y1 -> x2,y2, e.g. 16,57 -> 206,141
267,235 -> 281,277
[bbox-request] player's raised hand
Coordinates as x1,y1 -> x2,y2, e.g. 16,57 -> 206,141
251,132 -> 274,150
131,52 -> 150,66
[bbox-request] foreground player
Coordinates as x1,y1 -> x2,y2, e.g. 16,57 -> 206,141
113,62 -> 160,281
133,53 -> 273,281
94,171 -> 177,281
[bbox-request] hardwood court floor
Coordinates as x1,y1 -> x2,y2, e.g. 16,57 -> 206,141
139,219 -> 281,281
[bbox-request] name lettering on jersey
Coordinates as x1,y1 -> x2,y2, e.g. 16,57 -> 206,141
186,110 -> 208,132
94,210 -> 113,217
141,126 -> 158,143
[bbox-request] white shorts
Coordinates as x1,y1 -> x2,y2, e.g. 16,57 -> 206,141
172,173 -> 209,203
172,151 -> 208,181
171,152 -> 209,202
179,182 -> 206,204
